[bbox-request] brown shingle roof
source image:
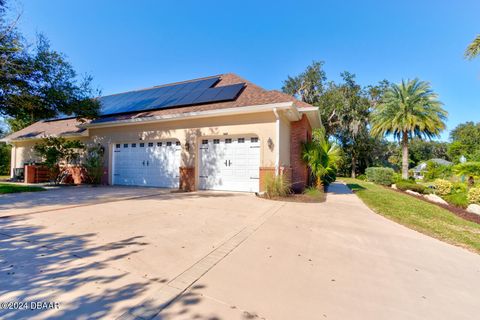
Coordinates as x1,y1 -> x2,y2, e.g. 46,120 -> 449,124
3,73 -> 313,141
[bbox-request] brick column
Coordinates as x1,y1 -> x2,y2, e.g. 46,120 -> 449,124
179,167 -> 195,191
290,114 -> 312,192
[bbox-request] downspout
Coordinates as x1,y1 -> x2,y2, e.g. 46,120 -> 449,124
10,143 -> 16,179
273,108 -> 280,176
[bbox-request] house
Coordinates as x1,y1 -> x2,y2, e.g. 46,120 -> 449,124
412,158 -> 453,180
2,74 -> 321,192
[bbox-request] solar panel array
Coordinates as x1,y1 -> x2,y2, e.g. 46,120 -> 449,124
98,76 -> 245,116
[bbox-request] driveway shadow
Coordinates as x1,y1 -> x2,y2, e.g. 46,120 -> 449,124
0,216 -> 158,319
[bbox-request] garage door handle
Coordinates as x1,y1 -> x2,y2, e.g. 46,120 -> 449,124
224,160 -> 228,167
228,160 -> 232,166
142,161 -> 145,166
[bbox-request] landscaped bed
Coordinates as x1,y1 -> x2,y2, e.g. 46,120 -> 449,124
342,178 -> 480,254
258,187 -> 326,203
0,183 -> 45,194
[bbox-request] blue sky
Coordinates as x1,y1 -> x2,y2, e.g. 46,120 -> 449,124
14,0 -> 480,141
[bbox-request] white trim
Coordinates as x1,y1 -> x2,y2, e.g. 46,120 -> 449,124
298,106 -> 321,129
273,107 -> 280,176
80,102 -> 295,129
10,144 -> 16,178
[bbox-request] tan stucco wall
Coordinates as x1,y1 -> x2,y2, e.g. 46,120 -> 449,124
87,112 -> 278,184
278,115 -> 291,167
9,112 -> 286,185
10,137 -> 89,175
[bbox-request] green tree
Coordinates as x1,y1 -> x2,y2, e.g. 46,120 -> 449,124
408,138 -> 450,165
282,61 -> 326,105
0,1 -> 100,131
465,34 -> 480,60
448,121 -> 480,162
302,129 -> 340,188
371,79 -> 447,179
34,137 -> 85,183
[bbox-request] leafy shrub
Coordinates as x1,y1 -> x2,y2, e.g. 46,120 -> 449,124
454,162 -> 480,186
424,161 -> 453,181
264,173 -> 291,198
393,172 -> 402,183
444,192 -> 469,209
468,187 -> 480,204
452,182 -> 467,194
83,144 -> 105,184
434,179 -> 453,196
365,167 -> 394,186
396,181 -> 426,194
357,174 -> 367,181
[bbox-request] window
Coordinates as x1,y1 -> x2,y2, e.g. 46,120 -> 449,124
157,142 -> 162,147
225,138 -> 232,144
202,139 -> 208,145
251,137 -> 259,143
140,143 -> 145,147
238,138 -> 245,143
131,143 -> 136,148
148,142 -> 153,147
123,144 -> 128,148
213,139 -> 220,144
115,144 -> 121,148
166,141 -> 172,146
175,141 -> 181,146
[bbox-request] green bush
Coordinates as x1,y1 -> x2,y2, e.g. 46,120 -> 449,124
366,167 -> 394,186
468,187 -> 480,204
452,182 -> 467,194
356,174 -> 366,181
396,181 -> 426,194
434,179 -> 453,196
444,192 -> 469,209
264,173 -> 291,198
424,161 -> 453,181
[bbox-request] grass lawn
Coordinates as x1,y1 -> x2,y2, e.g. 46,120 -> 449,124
0,183 -> 45,194
342,178 -> 480,254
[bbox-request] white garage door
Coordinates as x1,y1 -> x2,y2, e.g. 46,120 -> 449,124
199,136 -> 260,192
112,140 -> 181,188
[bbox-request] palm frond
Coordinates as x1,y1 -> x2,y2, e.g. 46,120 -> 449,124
465,34 -> 480,60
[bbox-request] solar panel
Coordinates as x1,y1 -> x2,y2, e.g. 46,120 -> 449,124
212,83 -> 245,101
97,76 -> 244,117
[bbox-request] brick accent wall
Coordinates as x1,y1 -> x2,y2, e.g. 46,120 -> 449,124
290,114 -> 312,192
24,165 -> 51,183
179,167 -> 195,191
101,167 -> 109,185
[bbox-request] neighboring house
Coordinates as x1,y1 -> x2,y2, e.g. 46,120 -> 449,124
412,158 -> 453,180
2,74 -> 321,192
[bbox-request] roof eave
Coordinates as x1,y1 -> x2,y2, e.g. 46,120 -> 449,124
80,102 -> 295,129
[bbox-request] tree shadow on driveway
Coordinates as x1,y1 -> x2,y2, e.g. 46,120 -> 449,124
0,215 -> 161,319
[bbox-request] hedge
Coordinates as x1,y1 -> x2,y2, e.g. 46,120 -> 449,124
365,167 -> 394,185
396,181 -> 426,194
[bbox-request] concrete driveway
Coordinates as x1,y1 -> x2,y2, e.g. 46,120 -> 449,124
1,184 -> 479,319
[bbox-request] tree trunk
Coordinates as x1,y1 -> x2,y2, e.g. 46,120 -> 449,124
401,132 -> 409,180
351,154 -> 356,178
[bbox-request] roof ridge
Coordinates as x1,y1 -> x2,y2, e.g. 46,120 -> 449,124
98,74 -> 225,99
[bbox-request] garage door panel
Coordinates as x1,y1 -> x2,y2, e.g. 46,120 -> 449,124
113,141 -> 180,188
199,136 -> 260,192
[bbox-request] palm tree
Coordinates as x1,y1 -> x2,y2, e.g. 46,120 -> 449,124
465,34 -> 480,60
302,129 -> 340,189
370,79 -> 447,179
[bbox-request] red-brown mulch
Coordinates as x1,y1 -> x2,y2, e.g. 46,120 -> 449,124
386,186 -> 480,224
